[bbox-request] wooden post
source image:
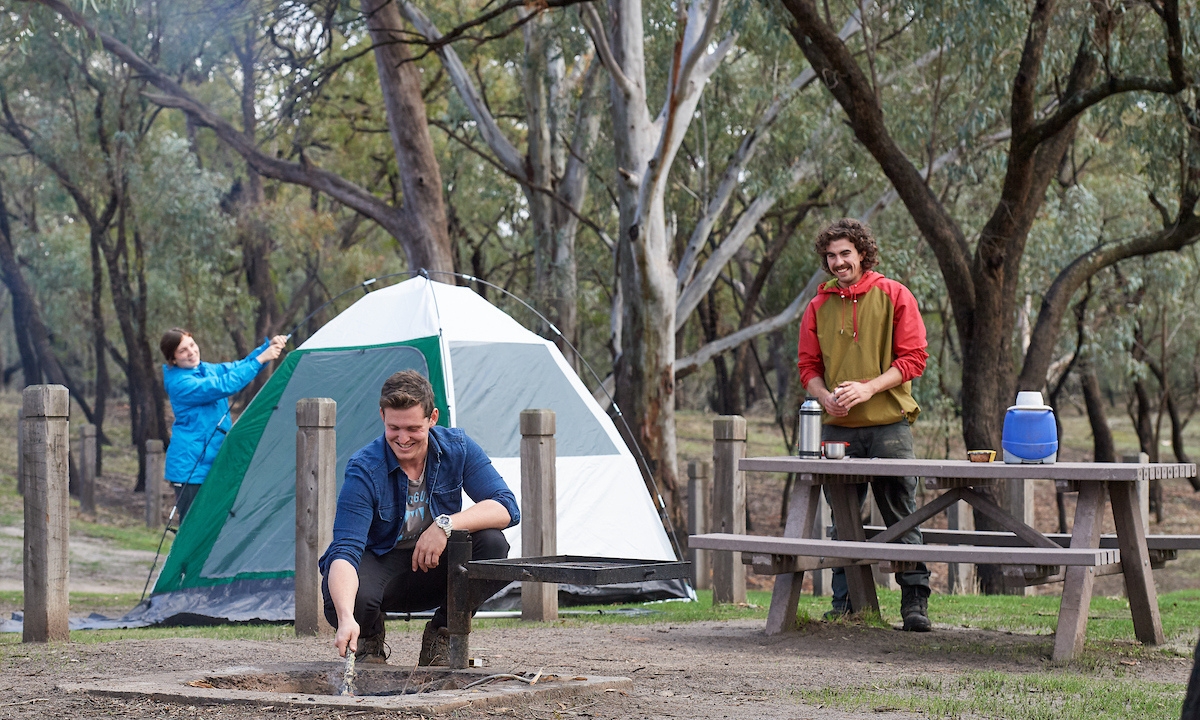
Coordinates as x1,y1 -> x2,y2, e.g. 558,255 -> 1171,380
687,460 -> 711,591
79,424 -> 97,514
1053,482 -> 1105,662
712,416 -> 746,605
868,494 -> 899,590
520,409 -> 557,621
946,495 -> 976,594
22,385 -> 70,643
296,398 -> 337,636
1002,477 -> 1036,596
811,491 -> 832,596
145,440 -> 166,528
1123,453 -> 1151,533
16,407 -> 24,495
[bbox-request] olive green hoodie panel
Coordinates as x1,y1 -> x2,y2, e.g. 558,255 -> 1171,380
815,285 -> 920,427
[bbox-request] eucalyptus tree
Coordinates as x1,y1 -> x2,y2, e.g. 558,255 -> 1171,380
0,12 -> 172,482
779,0 -> 1194,446
22,0 -> 455,276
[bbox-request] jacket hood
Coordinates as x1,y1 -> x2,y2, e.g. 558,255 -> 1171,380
818,270 -> 885,298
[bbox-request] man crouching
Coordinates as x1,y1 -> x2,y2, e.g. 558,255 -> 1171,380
319,370 -> 519,664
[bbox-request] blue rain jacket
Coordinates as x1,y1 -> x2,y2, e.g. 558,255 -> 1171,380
163,338 -> 271,484
319,426 -> 520,575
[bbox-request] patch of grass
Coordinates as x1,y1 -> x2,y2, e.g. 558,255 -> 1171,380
0,590 -> 144,613
796,670 -> 1185,719
931,589 -> 1200,645
69,518 -> 173,554
0,622 -> 296,647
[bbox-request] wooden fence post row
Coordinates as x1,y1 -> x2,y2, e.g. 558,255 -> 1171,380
687,460 -> 711,591
712,416 -> 747,605
22,385 -> 70,643
520,409 -> 557,622
295,398 -> 337,637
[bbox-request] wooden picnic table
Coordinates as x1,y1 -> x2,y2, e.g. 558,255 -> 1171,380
694,457 -> 1196,662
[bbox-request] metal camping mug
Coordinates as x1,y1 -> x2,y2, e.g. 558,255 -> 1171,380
798,398 -> 822,458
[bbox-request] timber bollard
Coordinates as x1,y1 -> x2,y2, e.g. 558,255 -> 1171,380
446,530 -> 472,669
145,440 -> 166,528
16,407 -> 24,495
79,424 -> 97,514
22,384 -> 70,643
295,398 -> 336,636
712,416 -> 747,605
519,409 -> 557,621
687,460 -> 711,591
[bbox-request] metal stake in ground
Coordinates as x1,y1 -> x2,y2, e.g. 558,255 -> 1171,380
446,530 -> 472,669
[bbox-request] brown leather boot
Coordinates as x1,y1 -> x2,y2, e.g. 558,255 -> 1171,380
418,621 -> 450,666
355,625 -> 390,664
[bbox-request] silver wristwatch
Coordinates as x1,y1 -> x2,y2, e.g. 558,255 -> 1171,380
435,514 -> 453,538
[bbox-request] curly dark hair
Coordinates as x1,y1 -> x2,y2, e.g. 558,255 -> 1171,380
814,218 -> 879,275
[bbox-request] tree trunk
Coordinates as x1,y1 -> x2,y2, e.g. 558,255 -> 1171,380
90,225 -> 109,475
1080,364 -> 1114,462
360,0 -> 454,274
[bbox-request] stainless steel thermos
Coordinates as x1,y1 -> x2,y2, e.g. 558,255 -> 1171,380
798,397 -> 822,458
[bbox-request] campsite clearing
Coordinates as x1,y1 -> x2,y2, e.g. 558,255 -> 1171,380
0,598 -> 1196,719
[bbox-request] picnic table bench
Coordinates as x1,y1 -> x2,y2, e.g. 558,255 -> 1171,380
690,456 -> 1197,662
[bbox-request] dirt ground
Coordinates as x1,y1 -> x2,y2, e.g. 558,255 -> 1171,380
1,618 -> 1194,720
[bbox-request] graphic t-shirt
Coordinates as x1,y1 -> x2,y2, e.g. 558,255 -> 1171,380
394,465 -> 432,550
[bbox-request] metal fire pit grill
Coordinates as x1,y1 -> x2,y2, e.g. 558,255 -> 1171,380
444,531 -> 691,668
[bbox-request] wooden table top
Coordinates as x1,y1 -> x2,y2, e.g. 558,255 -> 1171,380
739,457 -> 1197,482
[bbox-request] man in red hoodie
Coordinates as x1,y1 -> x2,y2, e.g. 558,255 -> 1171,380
797,218 -> 932,632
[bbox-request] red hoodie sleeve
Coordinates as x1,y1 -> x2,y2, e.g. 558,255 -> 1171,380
796,298 -> 825,387
885,281 -> 928,382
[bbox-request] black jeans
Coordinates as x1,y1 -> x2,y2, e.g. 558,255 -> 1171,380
322,529 -> 510,638
171,483 -> 202,523
824,420 -> 931,610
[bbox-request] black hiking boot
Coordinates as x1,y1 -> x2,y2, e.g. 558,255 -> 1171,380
900,585 -> 932,632
356,626 -> 390,664
418,621 -> 450,666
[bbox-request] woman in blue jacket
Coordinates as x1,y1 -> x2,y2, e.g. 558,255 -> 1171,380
160,328 -> 286,521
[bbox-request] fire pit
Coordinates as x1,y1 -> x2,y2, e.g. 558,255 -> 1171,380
60,662 -> 631,714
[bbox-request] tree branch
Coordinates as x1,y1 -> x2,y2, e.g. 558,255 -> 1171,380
398,0 -> 526,177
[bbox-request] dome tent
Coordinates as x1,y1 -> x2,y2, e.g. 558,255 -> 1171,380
129,276 -> 689,625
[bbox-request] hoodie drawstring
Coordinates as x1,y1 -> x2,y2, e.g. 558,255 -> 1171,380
839,288 -> 860,341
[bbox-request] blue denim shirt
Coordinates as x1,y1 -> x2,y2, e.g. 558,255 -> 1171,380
319,425 -> 520,575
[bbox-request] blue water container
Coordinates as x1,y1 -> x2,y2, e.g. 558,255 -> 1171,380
1001,408 -> 1058,464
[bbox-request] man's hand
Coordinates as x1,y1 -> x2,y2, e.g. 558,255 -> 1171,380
820,390 -> 850,417
412,524 -> 449,572
335,616 -> 360,658
833,381 -> 875,410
